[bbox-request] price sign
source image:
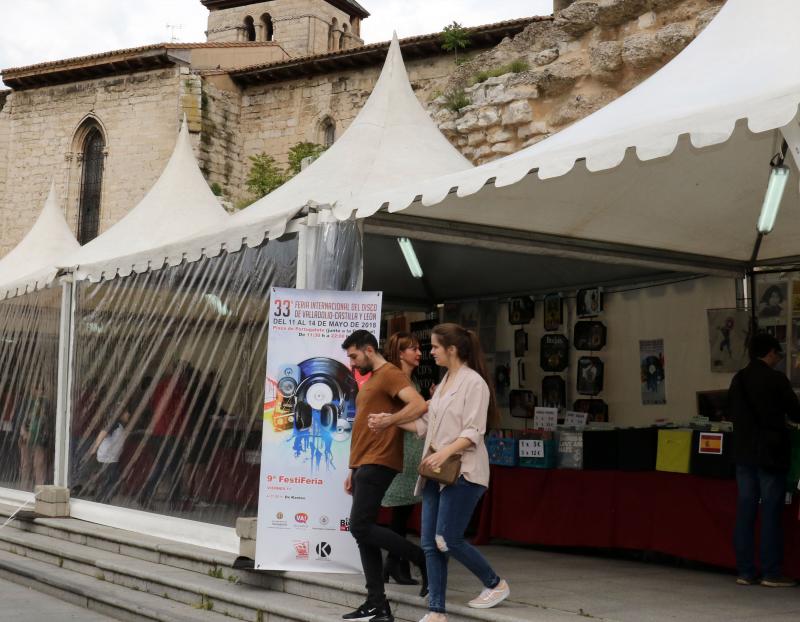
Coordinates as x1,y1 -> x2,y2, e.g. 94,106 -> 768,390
564,411 -> 588,428
519,439 -> 545,458
533,407 -> 558,431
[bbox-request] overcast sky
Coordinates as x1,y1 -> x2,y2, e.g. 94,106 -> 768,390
0,1 -> 553,85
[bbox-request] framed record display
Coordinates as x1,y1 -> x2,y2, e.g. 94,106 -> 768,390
508,296 -> 535,325
573,399 -> 609,422
574,321 -> 607,351
544,294 -> 563,332
540,334 -> 569,372
577,356 -> 604,396
509,390 -> 537,419
541,375 -> 566,409
576,287 -> 603,317
514,328 -> 528,358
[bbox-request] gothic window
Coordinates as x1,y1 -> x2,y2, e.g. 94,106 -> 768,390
322,118 -> 336,147
244,16 -> 256,42
77,127 -> 105,245
261,14 -> 274,41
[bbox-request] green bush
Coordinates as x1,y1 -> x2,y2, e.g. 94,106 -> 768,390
442,22 -> 471,63
287,142 -> 327,176
444,89 -> 471,112
469,59 -> 531,86
245,153 -> 287,199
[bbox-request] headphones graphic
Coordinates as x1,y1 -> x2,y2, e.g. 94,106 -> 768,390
279,358 -> 358,438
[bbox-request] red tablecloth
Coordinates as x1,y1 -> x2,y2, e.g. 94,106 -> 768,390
475,467 -> 800,577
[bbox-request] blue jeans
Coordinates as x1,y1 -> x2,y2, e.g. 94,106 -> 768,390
734,465 -> 786,580
421,477 -> 499,613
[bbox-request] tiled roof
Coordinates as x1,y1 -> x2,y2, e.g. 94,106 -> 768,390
1,42 -> 280,76
232,16 -> 549,84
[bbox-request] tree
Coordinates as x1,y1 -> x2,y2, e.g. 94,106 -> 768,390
245,153 -> 287,199
286,142 -> 327,176
441,22 -> 471,64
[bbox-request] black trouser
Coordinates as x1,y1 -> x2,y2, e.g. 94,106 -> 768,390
350,465 -> 424,605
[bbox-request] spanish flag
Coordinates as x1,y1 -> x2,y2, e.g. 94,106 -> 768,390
699,433 -> 723,455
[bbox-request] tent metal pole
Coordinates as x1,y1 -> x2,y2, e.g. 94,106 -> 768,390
296,222 -> 308,289
54,275 -> 77,488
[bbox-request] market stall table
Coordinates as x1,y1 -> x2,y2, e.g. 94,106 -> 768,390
475,466 -> 800,578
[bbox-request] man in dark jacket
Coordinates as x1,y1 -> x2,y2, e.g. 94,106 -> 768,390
729,332 -> 800,587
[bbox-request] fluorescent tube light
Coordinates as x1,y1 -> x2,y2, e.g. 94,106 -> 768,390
757,165 -> 790,234
397,237 -> 423,278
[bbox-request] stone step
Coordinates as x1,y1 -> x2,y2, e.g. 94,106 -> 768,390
0,547 -> 232,622
0,506 -> 581,622
0,524 -> 384,622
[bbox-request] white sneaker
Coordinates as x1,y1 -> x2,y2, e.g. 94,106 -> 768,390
467,579 -> 510,609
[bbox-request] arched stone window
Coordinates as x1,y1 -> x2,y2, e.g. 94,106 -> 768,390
321,117 -> 336,147
261,14 -> 274,41
329,18 -> 338,51
77,126 -> 105,244
244,16 -> 256,42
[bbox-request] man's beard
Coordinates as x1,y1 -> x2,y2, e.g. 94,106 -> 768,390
356,360 -> 373,375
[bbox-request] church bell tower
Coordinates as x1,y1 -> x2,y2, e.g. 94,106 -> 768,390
201,0 -> 369,56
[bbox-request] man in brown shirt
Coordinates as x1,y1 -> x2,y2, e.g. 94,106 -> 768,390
342,330 -> 427,622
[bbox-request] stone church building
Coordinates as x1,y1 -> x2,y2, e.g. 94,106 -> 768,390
0,0 -> 723,256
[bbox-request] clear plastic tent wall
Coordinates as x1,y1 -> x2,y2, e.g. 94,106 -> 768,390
0,287 -> 61,492
68,238 -> 297,526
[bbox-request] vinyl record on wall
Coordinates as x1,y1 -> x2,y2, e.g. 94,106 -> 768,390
509,389 -> 537,419
514,328 -> 528,357
544,294 -> 563,332
540,334 -> 569,372
508,296 -> 535,325
574,321 -> 607,351
572,399 -> 609,422
576,287 -> 604,317
541,375 -> 566,409
576,356 -> 604,396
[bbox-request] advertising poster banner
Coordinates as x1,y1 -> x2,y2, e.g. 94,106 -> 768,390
256,287 -> 382,572
640,339 -> 666,405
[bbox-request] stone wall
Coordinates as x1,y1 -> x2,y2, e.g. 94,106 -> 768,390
199,78 -> 244,203
428,0 -> 725,164
206,0 -> 362,55
0,68 -> 184,256
222,52 -> 460,205
0,94 -> 9,212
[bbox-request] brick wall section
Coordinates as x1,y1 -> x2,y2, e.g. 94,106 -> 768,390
0,68 -> 183,256
206,0 -> 363,55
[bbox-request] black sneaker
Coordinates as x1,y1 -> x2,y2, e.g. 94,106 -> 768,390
368,600 -> 394,622
342,602 -> 380,621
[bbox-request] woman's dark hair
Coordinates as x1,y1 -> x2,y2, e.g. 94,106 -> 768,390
432,323 -> 499,428
384,332 -> 419,369
760,285 -> 784,305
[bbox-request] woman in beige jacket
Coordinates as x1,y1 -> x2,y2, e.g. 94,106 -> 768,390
370,324 -> 510,621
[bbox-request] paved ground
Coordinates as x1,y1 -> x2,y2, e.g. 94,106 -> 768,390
328,543 -> 800,621
0,576 -> 116,621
